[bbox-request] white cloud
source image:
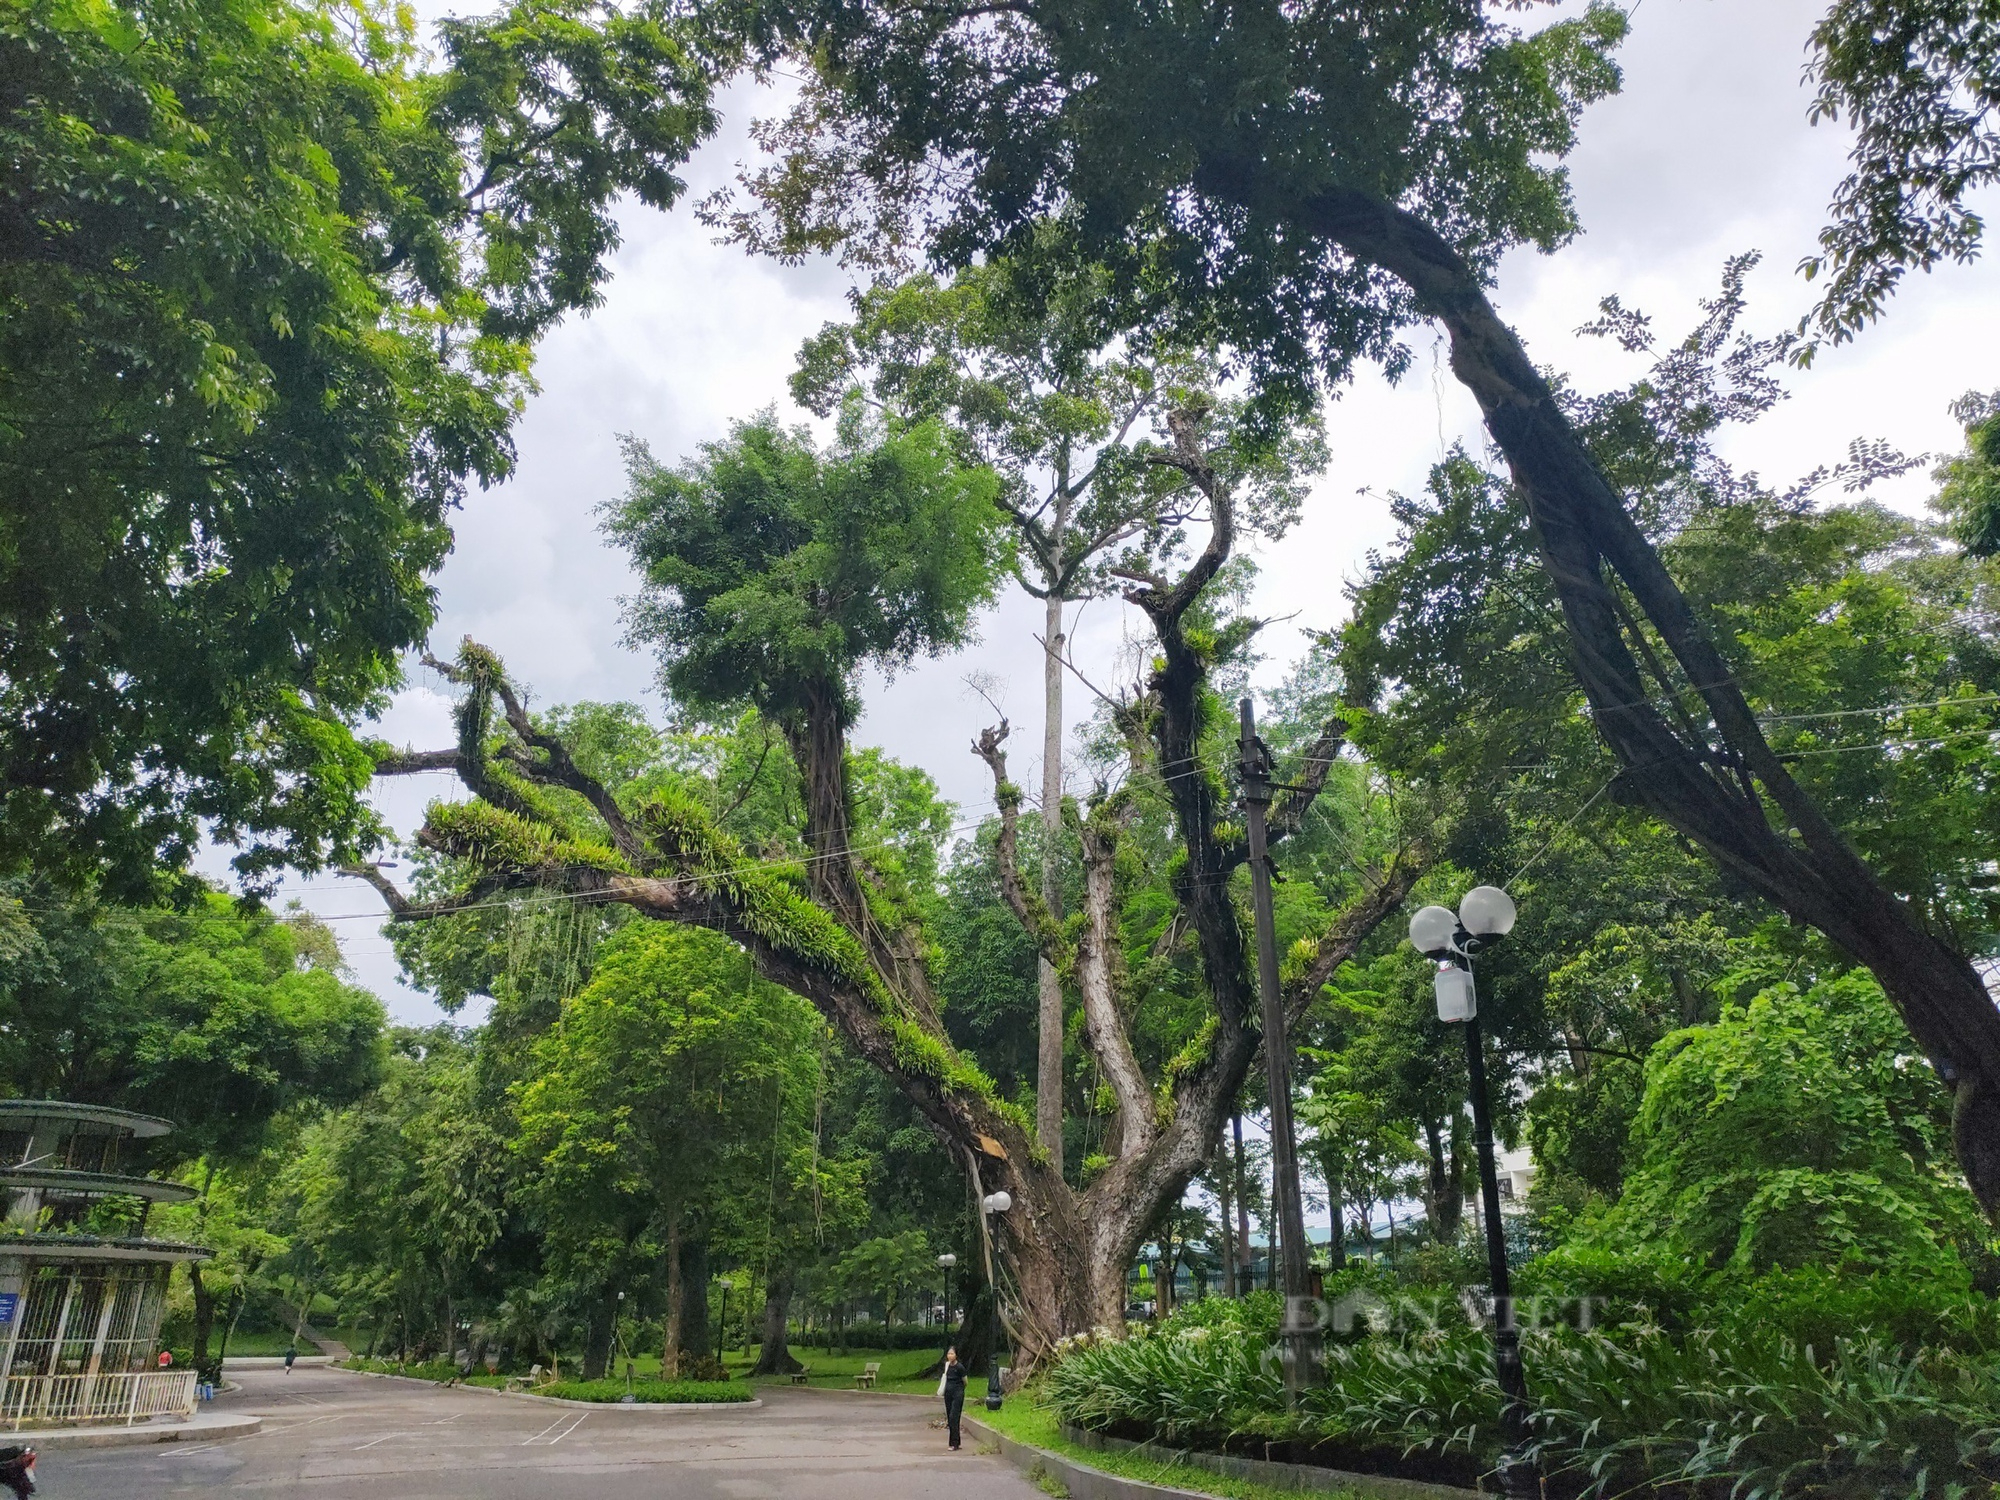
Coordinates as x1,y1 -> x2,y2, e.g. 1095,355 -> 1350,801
250,0 -> 2000,1019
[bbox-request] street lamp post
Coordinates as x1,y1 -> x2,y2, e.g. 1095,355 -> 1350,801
980,1192 -> 1011,1410
1408,887 -> 1536,1500
937,1253 -> 957,1331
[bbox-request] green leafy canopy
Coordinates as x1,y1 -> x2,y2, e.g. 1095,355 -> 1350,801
605,411 -> 1007,724
0,0 -> 716,894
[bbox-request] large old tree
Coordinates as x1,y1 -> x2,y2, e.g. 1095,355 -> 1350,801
349,407 -> 1417,1358
0,0 -> 714,893
704,0 -> 2000,1217
791,261 -> 1324,1174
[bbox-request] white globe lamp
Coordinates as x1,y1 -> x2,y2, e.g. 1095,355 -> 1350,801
1458,886 -> 1517,938
1407,905 -> 1459,958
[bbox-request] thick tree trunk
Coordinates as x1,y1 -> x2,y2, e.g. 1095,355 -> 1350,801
685,1237 -> 711,1362
950,1285 -> 993,1375
582,1292 -> 614,1382
750,1270 -> 800,1375
188,1263 -> 218,1383
663,1218 -> 682,1373
1285,183 -> 2000,1220
1038,586 -> 1067,1176
664,1224 -> 712,1384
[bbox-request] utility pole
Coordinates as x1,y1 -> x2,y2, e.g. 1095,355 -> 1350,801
1238,698 -> 1320,1402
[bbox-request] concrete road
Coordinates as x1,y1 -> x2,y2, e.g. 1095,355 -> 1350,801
40,1365 -> 1039,1499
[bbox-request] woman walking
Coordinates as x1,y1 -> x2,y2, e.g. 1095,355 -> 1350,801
939,1346 -> 967,1450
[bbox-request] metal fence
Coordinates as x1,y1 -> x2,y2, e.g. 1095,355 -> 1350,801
0,1369 -> 197,1429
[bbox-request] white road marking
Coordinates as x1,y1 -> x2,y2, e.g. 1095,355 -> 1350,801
353,1430 -> 403,1449
519,1415 -> 566,1445
256,1413 -> 343,1436
520,1412 -> 588,1445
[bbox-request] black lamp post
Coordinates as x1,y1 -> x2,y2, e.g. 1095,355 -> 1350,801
1408,887 -> 1536,1500
937,1253 -> 956,1331
980,1192 -> 1010,1410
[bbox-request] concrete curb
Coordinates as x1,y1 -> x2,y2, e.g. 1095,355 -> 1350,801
341,1367 -> 761,1412
1057,1422 -> 1484,1500
963,1416 -> 1484,1500
962,1417 -> 1213,1500
7,1411 -> 263,1449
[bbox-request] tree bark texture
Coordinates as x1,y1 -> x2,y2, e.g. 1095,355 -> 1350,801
582,1293 -> 614,1382
1266,182 -> 2000,1220
663,1217 -> 682,1373
188,1263 -> 218,1383
750,1270 -> 800,1374
1038,586 -> 1067,1176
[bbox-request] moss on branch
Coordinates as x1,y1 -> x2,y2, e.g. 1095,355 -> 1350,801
424,800 -> 626,876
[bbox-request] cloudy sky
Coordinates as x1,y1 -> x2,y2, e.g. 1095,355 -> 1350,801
262,0 -> 2000,1019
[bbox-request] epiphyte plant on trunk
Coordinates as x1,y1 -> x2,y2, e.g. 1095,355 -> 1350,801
791,254 -> 1327,1179
704,0 -> 2000,1219
345,404 -> 1423,1367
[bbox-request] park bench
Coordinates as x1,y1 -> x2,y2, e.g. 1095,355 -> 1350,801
788,1365 -> 810,1386
854,1362 -> 880,1389
508,1363 -> 544,1391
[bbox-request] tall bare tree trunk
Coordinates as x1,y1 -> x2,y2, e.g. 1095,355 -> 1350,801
1038,587 -> 1067,1174
1218,1171 -> 1237,1297
663,1217 -> 682,1374
1231,1114 -> 1251,1298
1321,1154 -> 1346,1272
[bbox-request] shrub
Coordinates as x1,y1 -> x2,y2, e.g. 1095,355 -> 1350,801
787,1323 -> 949,1351
1042,1313 -> 2000,1498
540,1378 -> 748,1403
341,1356 -> 463,1382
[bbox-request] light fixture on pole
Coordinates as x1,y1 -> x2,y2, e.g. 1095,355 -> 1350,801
1407,885 -> 1534,1500
980,1193 -> 1010,1410
937,1253 -> 957,1330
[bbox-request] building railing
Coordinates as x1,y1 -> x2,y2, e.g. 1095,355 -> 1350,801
0,1369 -> 197,1429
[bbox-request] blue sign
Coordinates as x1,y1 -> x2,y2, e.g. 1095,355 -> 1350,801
0,1294 -> 19,1326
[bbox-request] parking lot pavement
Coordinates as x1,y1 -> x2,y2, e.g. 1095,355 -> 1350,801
40,1365 -> 1041,1499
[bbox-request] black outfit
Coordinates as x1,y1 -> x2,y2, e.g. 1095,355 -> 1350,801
942,1359 -> 967,1449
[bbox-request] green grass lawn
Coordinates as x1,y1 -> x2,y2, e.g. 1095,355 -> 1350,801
973,1397 -> 1365,1500
219,1329 -> 307,1357
339,1340 -> 986,1401
725,1344 -> 982,1397
597,1343 -> 969,1397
